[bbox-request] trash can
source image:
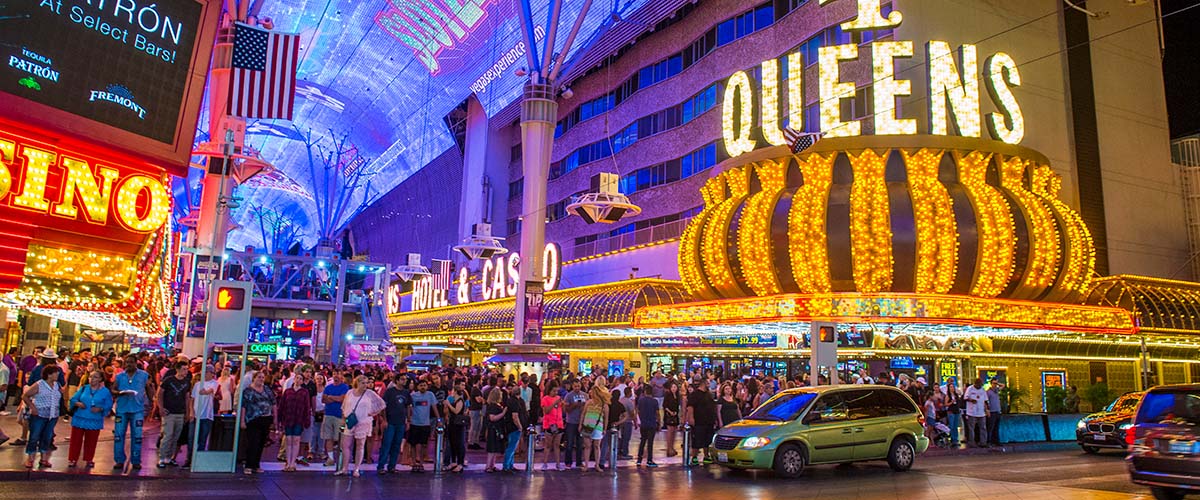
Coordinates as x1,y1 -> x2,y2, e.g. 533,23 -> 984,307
211,414 -> 238,452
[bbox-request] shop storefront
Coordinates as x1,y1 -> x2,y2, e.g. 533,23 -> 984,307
0,1 -> 220,349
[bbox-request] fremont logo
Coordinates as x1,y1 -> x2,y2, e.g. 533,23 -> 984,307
88,84 -> 147,119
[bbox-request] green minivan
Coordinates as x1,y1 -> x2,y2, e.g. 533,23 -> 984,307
712,385 -> 930,477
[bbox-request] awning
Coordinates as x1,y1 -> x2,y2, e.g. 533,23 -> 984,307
1086,275 -> 1200,335
403,353 -> 442,362
484,352 -> 556,364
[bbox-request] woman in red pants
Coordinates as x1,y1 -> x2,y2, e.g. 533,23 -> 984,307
67,371 -> 113,467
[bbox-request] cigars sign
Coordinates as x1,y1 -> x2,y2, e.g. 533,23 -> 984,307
0,127 -> 171,237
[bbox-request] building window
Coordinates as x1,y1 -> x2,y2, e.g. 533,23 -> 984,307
506,218 -> 522,235
511,144 -> 522,162
508,179 -> 524,200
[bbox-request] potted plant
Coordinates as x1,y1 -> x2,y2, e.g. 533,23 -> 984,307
1044,386 -> 1068,414
1000,385 -> 1027,413
1082,382 -> 1115,413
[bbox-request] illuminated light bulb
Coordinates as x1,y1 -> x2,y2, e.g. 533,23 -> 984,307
927,41 -> 981,138
872,41 -> 917,136
761,59 -> 788,147
737,159 -> 786,296
985,52 -> 1025,145
722,71 -> 757,157
847,149 -> 893,292
999,156 -> 1060,295
957,151 -> 1014,297
787,153 -> 835,293
902,148 -> 958,293
1031,165 -> 1096,296
819,44 -> 861,137
700,167 -> 751,297
11,145 -> 54,211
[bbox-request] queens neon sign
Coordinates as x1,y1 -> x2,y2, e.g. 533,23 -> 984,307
0,129 -> 171,233
723,0 -> 1025,157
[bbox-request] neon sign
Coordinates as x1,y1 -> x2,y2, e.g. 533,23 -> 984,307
374,0 -> 500,74
722,0 -> 1025,157
411,242 -> 562,311
0,128 -> 171,234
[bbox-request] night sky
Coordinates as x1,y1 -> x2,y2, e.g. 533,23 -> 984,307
1164,0 -> 1200,138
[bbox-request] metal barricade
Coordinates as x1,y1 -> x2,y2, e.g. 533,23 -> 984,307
608,428 -> 620,475
681,424 -> 692,468
525,425 -> 538,474
434,418 -> 445,476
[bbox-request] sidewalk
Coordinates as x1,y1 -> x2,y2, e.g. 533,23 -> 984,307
0,415 -> 1080,480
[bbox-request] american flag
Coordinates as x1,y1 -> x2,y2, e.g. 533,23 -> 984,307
229,23 -> 300,120
431,259 -> 452,290
783,128 -> 822,154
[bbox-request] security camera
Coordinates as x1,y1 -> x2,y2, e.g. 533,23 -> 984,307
561,87 -> 574,99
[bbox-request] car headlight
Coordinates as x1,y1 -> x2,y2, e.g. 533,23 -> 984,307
1119,423 -> 1132,431
741,437 -> 772,449
1076,420 -> 1087,430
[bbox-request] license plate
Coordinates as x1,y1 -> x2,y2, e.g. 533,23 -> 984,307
1089,434 -> 1104,440
717,452 -> 729,463
1168,440 -> 1195,455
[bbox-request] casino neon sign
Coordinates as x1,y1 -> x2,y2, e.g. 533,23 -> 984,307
722,0 -> 1025,157
0,129 -> 171,233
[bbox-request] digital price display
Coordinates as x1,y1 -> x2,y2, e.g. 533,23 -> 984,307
0,0 -> 217,170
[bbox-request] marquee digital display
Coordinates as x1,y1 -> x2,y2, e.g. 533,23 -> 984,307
0,0 -> 204,144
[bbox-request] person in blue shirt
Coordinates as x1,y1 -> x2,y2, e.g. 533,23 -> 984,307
112,358 -> 149,470
320,371 -> 350,466
68,371 -> 113,467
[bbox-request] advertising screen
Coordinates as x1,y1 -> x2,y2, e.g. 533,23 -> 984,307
0,0 -> 217,172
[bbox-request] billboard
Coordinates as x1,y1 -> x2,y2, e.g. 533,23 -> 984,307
0,0 -> 221,174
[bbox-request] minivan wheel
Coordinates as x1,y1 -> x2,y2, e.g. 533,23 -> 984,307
1150,487 -> 1187,500
1081,445 -> 1100,454
772,443 -> 807,478
887,437 -> 916,472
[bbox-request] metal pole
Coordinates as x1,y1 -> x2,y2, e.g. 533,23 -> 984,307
229,346 -> 249,473
608,428 -> 619,475
434,418 -> 445,476
525,425 -> 537,474
681,424 -> 692,468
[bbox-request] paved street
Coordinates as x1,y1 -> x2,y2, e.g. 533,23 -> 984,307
0,442 -> 1154,499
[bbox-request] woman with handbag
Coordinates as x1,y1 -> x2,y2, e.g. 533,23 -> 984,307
443,382 -> 468,472
580,379 -> 610,471
336,375 -> 384,477
66,370 -> 112,468
483,388 -> 506,473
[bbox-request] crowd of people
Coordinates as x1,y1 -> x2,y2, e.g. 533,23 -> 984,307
0,346 -> 1008,475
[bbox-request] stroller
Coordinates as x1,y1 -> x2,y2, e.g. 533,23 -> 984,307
928,419 -> 953,448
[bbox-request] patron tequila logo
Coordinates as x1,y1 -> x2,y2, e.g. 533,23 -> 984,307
7,48 -> 60,82
88,84 -> 147,119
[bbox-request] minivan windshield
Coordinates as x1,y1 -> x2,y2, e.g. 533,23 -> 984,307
746,392 -> 817,422
1135,391 -> 1200,425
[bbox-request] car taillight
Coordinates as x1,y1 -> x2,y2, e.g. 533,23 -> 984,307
918,413 -> 926,428
1125,425 -> 1137,447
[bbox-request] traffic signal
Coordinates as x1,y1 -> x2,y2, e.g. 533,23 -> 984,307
215,287 -> 246,310
205,280 -> 253,344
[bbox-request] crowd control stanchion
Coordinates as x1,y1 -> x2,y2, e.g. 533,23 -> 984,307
434,418 -> 445,477
681,424 -> 692,468
608,428 -> 620,476
525,426 -> 537,474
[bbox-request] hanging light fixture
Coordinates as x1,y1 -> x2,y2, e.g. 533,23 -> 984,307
392,253 -> 432,282
453,223 -> 508,260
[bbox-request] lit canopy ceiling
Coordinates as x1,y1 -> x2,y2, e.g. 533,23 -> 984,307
186,0 -> 651,251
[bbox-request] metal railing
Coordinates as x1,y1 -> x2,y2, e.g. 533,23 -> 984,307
569,217 -> 690,261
